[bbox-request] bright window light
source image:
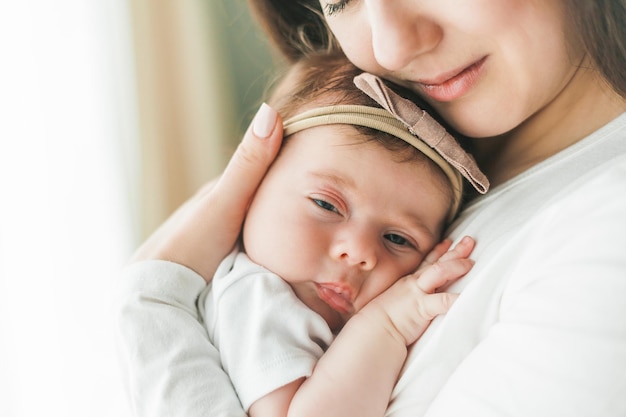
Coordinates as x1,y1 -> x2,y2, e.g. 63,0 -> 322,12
0,2 -> 138,416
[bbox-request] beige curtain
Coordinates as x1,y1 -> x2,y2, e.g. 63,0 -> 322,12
129,1 -> 238,239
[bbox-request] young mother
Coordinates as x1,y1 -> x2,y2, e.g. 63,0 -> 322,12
116,1 -> 626,416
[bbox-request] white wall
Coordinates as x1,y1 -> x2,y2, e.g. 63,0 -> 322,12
0,2 -> 138,416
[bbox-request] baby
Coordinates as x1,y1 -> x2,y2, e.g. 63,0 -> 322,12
199,53 -> 488,417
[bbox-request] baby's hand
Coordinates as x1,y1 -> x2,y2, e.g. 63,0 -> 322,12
358,236 -> 475,346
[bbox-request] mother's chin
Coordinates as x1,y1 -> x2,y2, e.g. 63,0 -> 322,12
425,92 -> 533,140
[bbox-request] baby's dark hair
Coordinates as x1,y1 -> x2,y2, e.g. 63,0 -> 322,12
266,52 -> 454,208
267,53 -> 379,118
267,53 -> 440,164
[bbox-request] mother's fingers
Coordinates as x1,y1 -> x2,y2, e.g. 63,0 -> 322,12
212,103 -> 283,213
130,103 -> 284,282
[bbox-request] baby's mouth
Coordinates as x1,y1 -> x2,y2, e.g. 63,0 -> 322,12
314,282 -> 354,315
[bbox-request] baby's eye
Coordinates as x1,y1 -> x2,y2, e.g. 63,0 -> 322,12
384,233 -> 410,247
313,199 -> 339,213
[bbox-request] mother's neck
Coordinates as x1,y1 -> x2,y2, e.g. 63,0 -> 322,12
472,68 -> 626,188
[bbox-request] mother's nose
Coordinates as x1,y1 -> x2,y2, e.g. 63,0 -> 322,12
366,0 -> 443,71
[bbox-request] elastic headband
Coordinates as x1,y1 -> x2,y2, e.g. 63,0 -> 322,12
284,105 -> 463,220
282,73 -> 489,222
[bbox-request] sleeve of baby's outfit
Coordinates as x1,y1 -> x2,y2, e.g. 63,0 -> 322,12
208,268 -> 334,411
114,260 -> 247,417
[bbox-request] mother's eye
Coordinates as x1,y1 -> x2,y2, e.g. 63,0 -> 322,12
323,0 -> 349,16
313,198 -> 339,213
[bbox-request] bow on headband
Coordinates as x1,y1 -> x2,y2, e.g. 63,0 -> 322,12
353,72 -> 489,195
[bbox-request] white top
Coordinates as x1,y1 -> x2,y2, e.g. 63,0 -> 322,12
199,250 -> 333,411
114,113 -> 626,417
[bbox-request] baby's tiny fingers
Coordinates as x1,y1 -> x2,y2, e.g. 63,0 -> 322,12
415,258 -> 475,293
416,292 -> 460,321
436,236 -> 475,263
420,239 -> 453,269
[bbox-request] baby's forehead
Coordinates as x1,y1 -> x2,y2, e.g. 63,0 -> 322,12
286,124 -> 449,186
283,123 -> 443,175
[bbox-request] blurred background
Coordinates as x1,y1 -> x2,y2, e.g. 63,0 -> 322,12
0,1 -> 281,415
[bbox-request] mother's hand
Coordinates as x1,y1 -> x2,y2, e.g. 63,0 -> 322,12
130,103 -> 283,282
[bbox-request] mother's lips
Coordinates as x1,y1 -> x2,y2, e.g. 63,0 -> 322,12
416,57 -> 487,102
315,283 -> 355,315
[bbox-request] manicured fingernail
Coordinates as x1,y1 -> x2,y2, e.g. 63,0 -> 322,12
252,103 -> 277,139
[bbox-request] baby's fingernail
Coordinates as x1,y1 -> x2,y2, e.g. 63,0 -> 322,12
252,103 -> 277,139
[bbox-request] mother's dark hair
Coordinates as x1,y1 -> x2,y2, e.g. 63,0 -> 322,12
248,0 -> 626,97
